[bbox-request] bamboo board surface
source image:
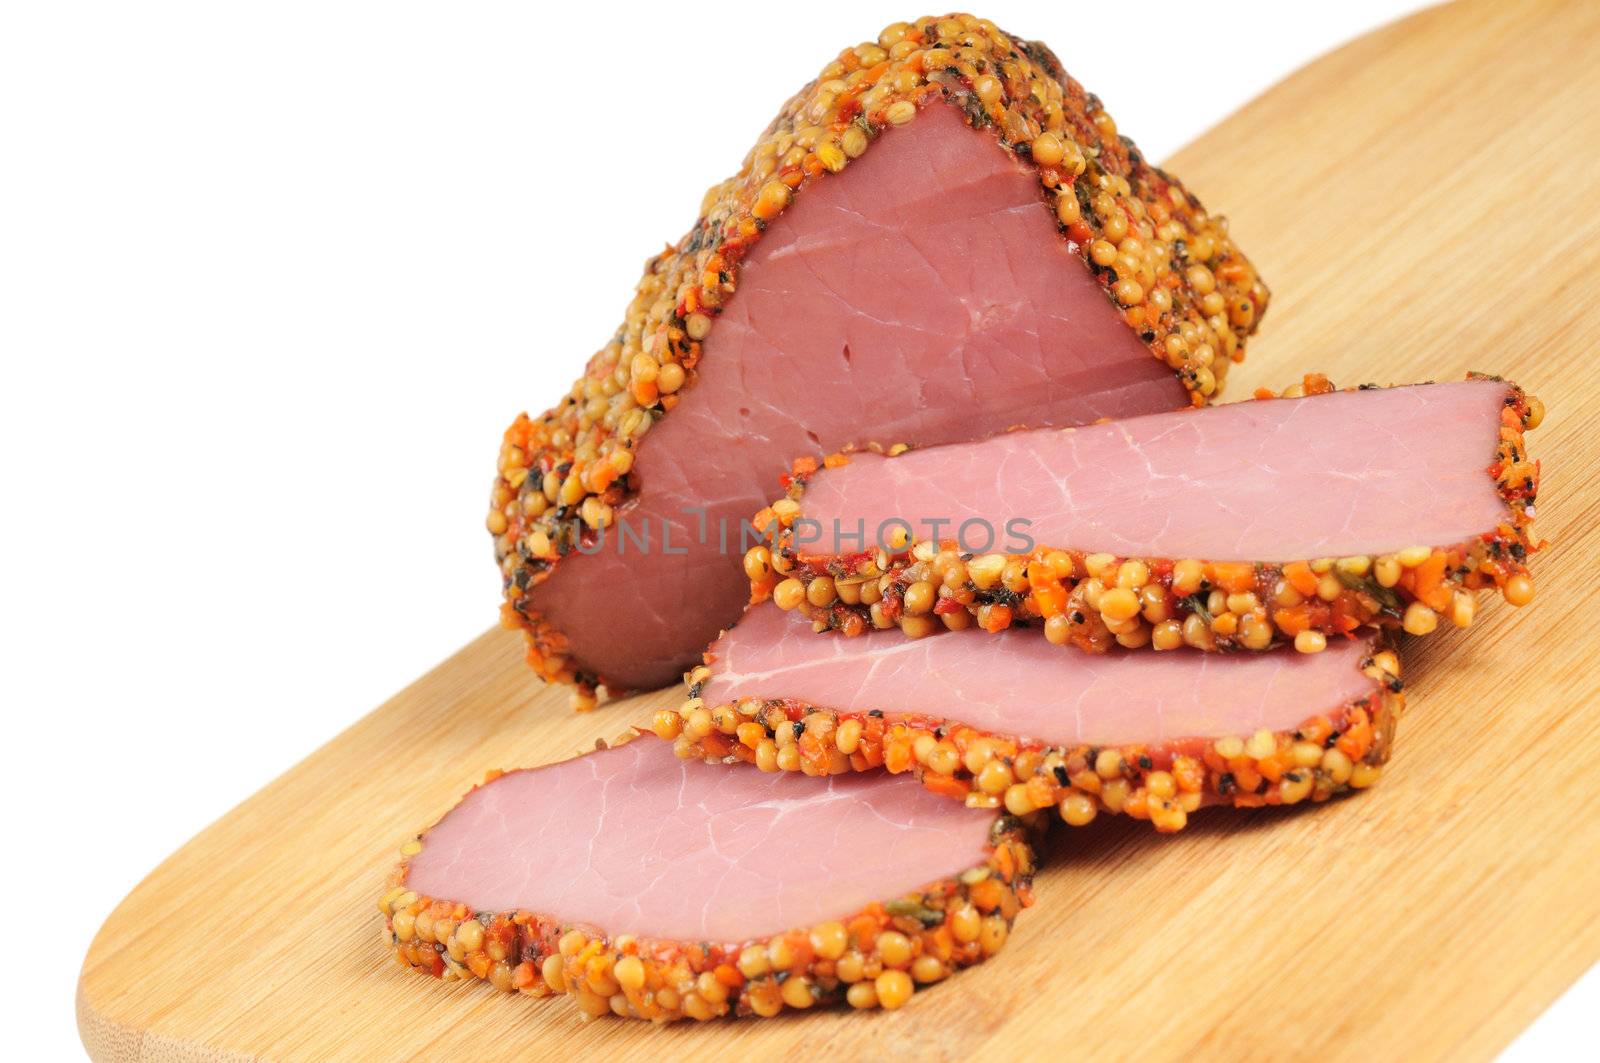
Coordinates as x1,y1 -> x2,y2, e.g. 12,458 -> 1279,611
78,2 -> 1600,1059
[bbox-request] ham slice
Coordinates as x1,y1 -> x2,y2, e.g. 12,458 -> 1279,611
662,604 -> 1401,833
754,377 -> 1540,654
386,737 -> 1035,1020
490,16 -> 1269,699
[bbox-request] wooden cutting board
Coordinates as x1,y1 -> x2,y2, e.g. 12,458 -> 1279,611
77,1 -> 1600,1059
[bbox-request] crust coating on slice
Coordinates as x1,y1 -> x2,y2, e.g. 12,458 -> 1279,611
749,375 -> 1541,653
488,13 -> 1269,698
658,640 -> 1403,834
383,739 -> 1038,1021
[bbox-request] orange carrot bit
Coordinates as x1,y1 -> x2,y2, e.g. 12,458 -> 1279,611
1208,561 -> 1256,594
1030,582 -> 1068,619
923,774 -> 971,800
629,378 -> 659,407
1274,607 -> 1312,636
1326,600 -> 1363,633
1414,550 -> 1452,611
848,913 -> 881,951
979,604 -> 1014,632
1337,710 -> 1374,761
1297,715 -> 1334,746
926,925 -> 956,962
1282,561 -> 1319,597
991,844 -> 1017,882
1230,763 -> 1263,794
698,732 -> 732,758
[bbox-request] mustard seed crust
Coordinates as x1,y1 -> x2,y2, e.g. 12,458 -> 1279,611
382,765 -> 1038,1021
658,644 -> 1403,834
750,375 -> 1542,653
489,13 -> 1269,698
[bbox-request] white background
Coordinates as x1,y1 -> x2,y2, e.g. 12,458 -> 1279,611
3,2 -> 1588,1057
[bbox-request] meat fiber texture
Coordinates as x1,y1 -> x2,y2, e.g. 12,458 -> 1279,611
491,17 -> 1271,700
758,378 -> 1539,653
405,739 -> 994,942
796,380 -> 1511,561
527,106 -> 1180,691
668,604 -> 1398,831
704,605 -> 1381,750
386,737 -> 1037,1019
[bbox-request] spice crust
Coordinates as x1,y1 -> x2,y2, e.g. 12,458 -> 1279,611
749,375 -> 1542,654
656,644 -> 1402,833
383,781 -> 1037,1021
489,13 -> 1269,699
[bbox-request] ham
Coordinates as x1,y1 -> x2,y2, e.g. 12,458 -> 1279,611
386,737 -> 1036,1020
754,377 -> 1540,653
490,17 -> 1269,699
663,604 -> 1401,832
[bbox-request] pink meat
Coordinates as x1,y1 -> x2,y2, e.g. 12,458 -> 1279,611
403,738 -> 996,943
705,605 -> 1379,748
529,102 -> 1186,690
797,380 -> 1513,562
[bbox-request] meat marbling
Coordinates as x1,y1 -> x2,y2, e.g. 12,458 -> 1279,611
669,604 -> 1401,832
491,17 -> 1269,698
756,378 -> 1541,653
387,737 -> 1036,1019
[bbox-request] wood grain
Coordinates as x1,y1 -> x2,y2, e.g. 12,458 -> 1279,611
77,1 -> 1600,1059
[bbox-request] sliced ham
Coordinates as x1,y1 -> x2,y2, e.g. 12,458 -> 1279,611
490,17 -> 1269,698
386,737 -> 1035,1020
755,377 -> 1540,653
665,604 -> 1401,833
